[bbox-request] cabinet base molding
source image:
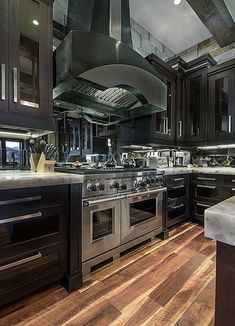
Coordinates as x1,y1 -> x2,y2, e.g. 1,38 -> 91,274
64,272 -> 83,293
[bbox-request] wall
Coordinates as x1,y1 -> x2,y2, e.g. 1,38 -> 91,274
130,19 -> 175,61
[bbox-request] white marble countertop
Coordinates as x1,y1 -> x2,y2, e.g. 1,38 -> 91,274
0,170 -> 84,190
162,167 -> 235,175
205,196 -> 235,246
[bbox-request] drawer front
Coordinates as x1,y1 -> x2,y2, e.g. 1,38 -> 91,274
192,174 -> 219,186
0,242 -> 66,306
167,198 -> 187,221
166,174 -> 188,188
0,204 -> 66,250
0,186 -> 67,214
192,201 -> 214,224
224,176 -> 235,187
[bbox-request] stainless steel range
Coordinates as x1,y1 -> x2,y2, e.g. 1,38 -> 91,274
57,167 -> 166,274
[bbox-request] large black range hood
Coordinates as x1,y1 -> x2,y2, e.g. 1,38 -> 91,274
53,0 -> 167,125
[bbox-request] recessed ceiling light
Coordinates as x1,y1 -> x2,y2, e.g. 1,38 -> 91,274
174,0 -> 181,5
32,19 -> 39,26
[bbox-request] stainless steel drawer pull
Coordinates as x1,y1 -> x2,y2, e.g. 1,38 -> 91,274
0,196 -> 42,206
13,67 -> 18,103
197,177 -> 216,181
232,188 -> 235,192
196,203 -> 211,208
197,185 -> 216,189
0,211 -> 42,224
0,252 -> 42,272
172,178 -> 184,182
228,115 -> 232,133
171,185 -> 185,189
1,63 -> 6,100
171,204 -> 184,209
232,180 -> 235,183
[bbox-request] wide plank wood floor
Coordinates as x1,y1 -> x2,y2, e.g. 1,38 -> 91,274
0,222 -> 215,326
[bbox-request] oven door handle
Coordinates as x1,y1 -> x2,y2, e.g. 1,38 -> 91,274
83,195 -> 125,207
125,187 -> 167,199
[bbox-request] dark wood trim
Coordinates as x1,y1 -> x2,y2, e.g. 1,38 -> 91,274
64,183 -> 83,292
187,0 -> 235,47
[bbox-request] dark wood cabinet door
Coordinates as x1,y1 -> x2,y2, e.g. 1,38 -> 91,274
153,80 -> 176,141
208,68 -> 235,140
185,69 -> 207,142
0,0 -> 9,113
8,0 -> 53,129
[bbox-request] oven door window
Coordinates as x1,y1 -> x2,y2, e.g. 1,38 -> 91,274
130,198 -> 156,226
92,208 -> 113,241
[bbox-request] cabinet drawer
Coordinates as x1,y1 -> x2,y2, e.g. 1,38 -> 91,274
0,242 -> 66,306
192,174 -> 219,185
192,201 -> 213,224
0,204 -> 66,250
167,185 -> 186,199
0,186 -> 67,214
224,176 -> 235,187
168,201 -> 187,220
166,174 -> 188,188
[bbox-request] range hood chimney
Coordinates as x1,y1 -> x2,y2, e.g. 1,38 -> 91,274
53,0 -> 167,124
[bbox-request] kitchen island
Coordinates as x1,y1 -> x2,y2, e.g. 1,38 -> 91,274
205,197 -> 235,326
0,171 -> 83,307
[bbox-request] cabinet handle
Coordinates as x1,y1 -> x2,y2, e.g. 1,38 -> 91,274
178,120 -> 182,137
0,196 -> 42,206
165,117 -> 169,134
0,211 -> 42,224
171,185 -> 185,189
172,178 -> 184,182
162,117 -> 166,134
197,177 -> 216,181
13,67 -> 18,103
232,188 -> 235,191
0,252 -> 42,272
197,184 -> 216,189
196,203 -> 211,208
228,115 -> 232,133
171,203 -> 184,209
1,63 -> 6,100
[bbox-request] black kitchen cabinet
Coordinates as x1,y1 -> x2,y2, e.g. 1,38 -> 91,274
146,54 -> 177,142
0,183 -> 82,307
166,174 -> 189,227
0,0 -> 54,131
185,68 -> 207,143
208,60 -> 235,141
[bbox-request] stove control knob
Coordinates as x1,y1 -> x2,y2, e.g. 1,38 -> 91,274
110,181 -> 120,189
120,183 -> 127,190
137,179 -> 147,188
87,183 -> 97,192
96,182 -> 105,191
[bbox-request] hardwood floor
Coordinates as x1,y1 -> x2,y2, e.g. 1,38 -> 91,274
0,222 -> 215,326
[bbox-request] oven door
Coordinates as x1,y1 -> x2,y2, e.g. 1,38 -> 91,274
82,196 -> 123,262
121,188 -> 166,244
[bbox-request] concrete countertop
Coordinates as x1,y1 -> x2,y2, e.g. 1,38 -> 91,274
205,196 -> 235,247
0,171 -> 84,190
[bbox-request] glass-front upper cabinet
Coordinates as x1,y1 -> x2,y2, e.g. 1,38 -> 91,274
1,0 -> 53,129
154,80 -> 175,141
185,68 -> 207,142
208,68 -> 235,140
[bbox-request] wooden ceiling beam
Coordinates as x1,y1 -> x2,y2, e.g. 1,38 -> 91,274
187,0 -> 235,47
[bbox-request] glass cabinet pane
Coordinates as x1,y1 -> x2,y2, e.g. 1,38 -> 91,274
215,77 -> 229,133
189,76 -> 201,137
20,0 -> 40,108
